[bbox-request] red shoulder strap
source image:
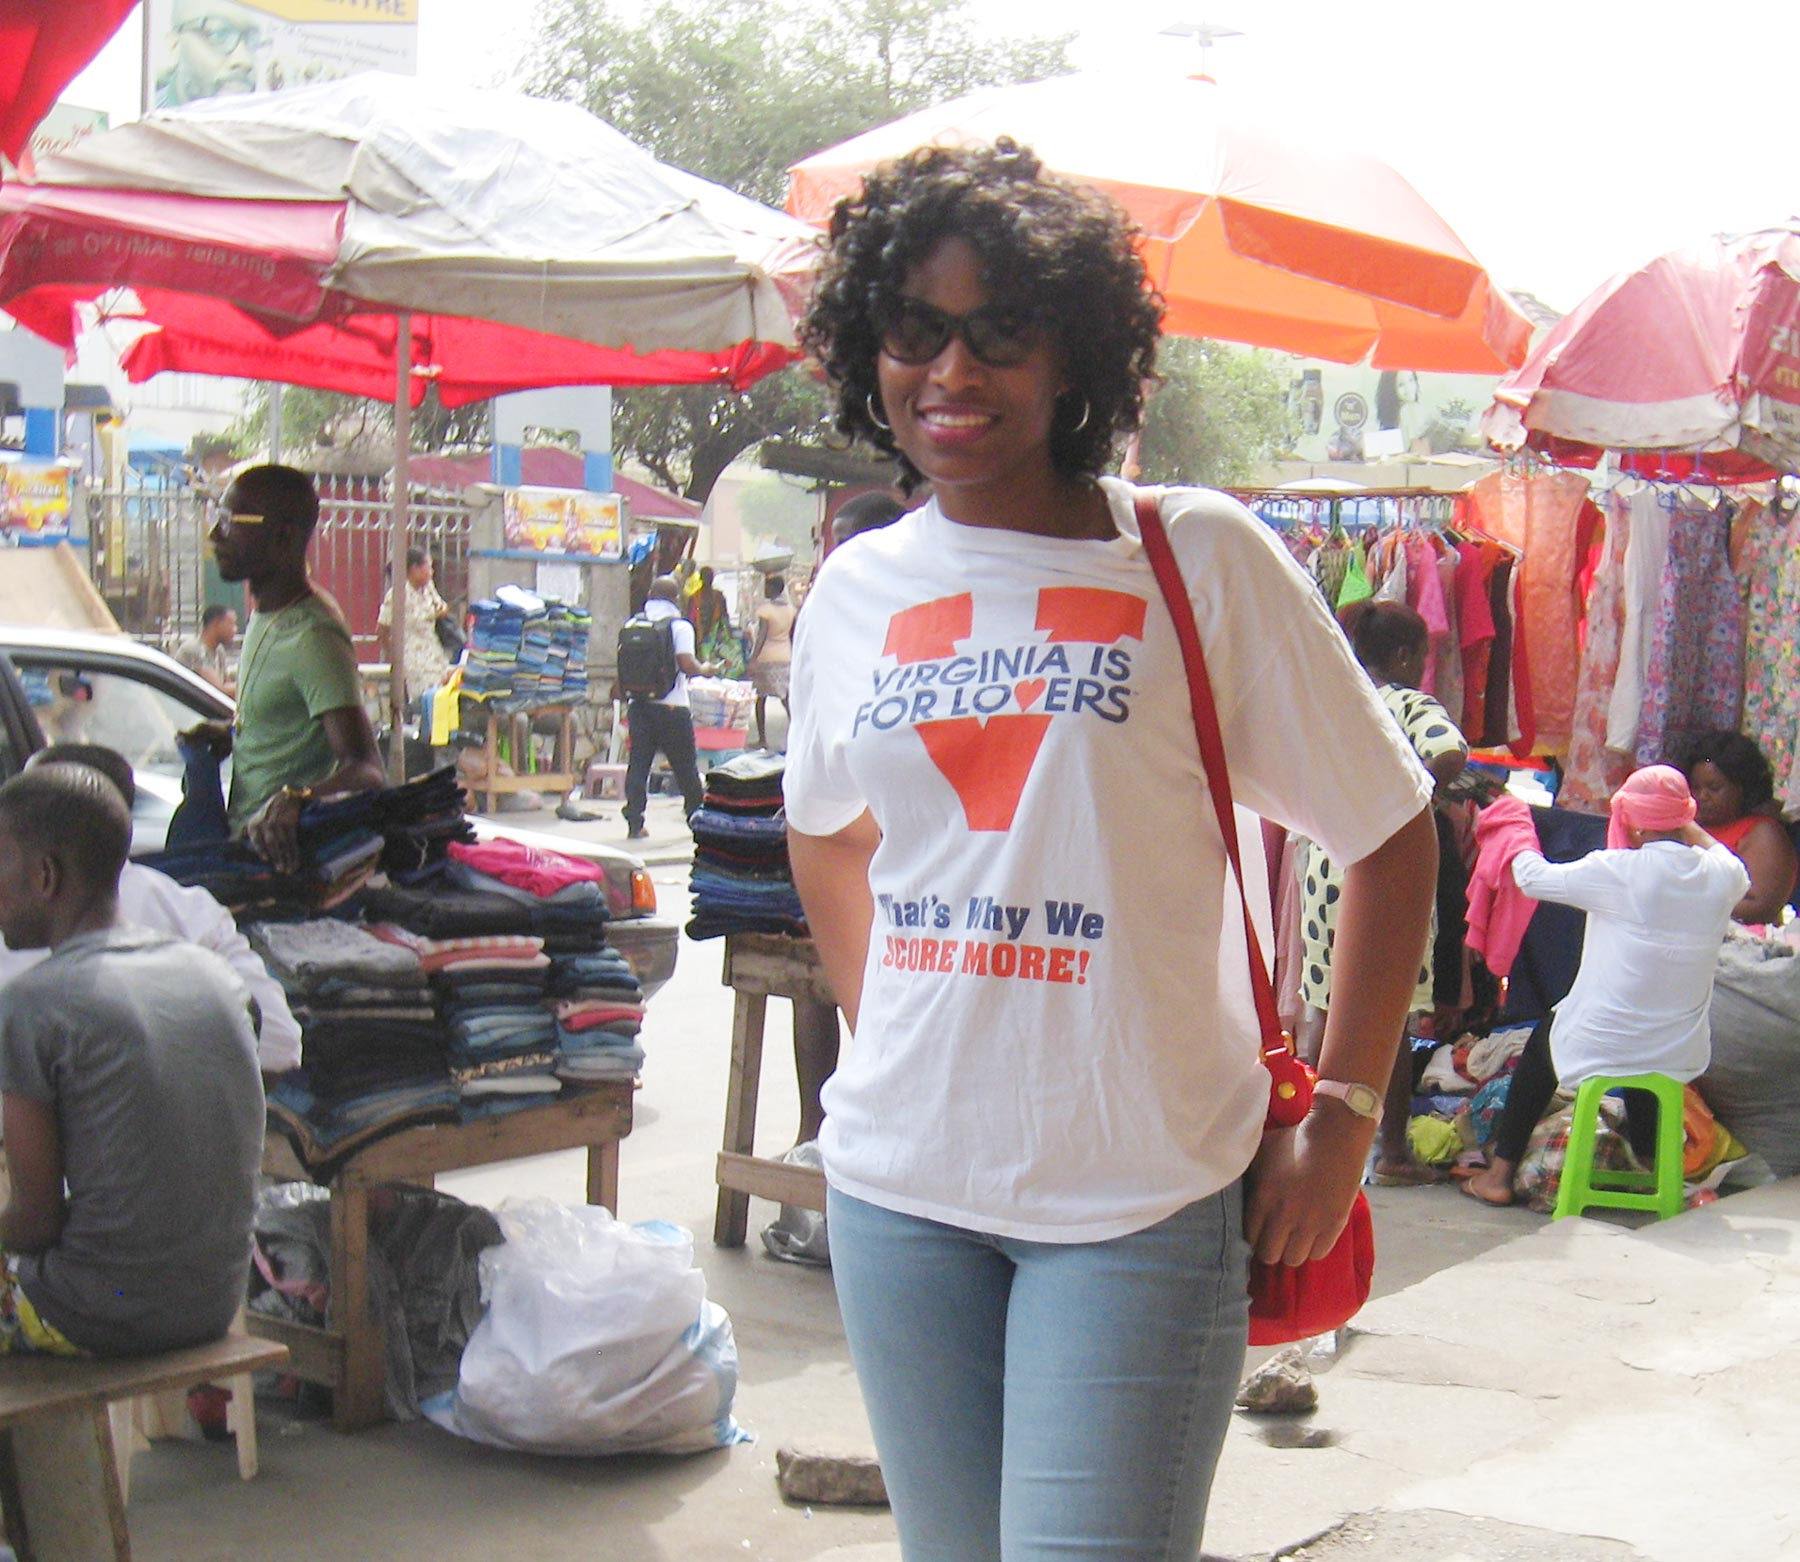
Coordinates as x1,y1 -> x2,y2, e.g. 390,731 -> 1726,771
1134,491 -> 1288,1055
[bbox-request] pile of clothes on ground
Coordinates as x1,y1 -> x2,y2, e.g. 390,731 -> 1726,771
686,752 -> 807,941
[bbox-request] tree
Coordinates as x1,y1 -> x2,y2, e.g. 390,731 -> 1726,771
1135,339 -> 1301,490
224,384 -> 492,471
527,0 -> 1071,501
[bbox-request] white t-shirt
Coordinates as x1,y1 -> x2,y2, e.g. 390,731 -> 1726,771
0,863 -> 302,1075
1512,840 -> 1748,1084
785,479 -> 1434,1242
643,598 -> 697,709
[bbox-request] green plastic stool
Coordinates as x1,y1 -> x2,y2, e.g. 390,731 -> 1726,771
1552,1071 -> 1687,1221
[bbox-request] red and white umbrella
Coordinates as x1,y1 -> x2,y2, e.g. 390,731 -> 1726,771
0,72 -> 816,401
1482,227 -> 1800,481
788,70 -> 1531,373
0,0 -> 137,165
0,73 -> 819,770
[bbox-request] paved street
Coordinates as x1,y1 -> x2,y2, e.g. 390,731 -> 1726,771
115,819 -> 1800,1561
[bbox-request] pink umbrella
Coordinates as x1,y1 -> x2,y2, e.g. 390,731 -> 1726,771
1482,228 -> 1800,481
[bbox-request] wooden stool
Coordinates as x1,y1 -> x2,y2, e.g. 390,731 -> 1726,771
713,933 -> 835,1247
469,703 -> 577,814
0,1332 -> 287,1562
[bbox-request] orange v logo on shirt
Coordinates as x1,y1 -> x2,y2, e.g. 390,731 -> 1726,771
884,588 -> 1149,831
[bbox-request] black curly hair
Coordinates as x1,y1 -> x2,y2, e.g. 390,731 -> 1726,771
1679,729 -> 1776,812
800,139 -> 1164,489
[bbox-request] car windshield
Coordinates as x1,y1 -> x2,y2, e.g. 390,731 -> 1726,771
15,657 -> 227,855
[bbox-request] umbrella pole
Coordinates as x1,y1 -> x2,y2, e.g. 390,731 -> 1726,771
388,311 -> 412,784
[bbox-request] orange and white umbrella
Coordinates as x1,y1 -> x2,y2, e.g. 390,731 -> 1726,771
788,70 -> 1532,373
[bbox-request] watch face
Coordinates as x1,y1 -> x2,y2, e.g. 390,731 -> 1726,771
1346,1083 -> 1381,1118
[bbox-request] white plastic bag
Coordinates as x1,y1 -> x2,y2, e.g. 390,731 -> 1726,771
425,1199 -> 749,1456
760,1141 -> 830,1267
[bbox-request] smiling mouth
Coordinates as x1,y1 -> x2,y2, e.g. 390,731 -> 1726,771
916,407 -> 998,440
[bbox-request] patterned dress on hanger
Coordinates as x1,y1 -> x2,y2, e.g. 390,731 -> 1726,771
1736,499 -> 1800,810
1559,493 -> 1635,814
1635,497 -> 1745,767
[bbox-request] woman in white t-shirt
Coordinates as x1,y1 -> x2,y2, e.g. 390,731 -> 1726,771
786,140 -> 1437,1561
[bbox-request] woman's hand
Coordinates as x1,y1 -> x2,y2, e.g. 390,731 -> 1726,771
1244,1107 -> 1374,1267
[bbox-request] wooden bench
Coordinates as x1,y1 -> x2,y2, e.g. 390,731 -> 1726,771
714,933 -> 833,1247
253,1082 -> 634,1431
0,1332 -> 288,1562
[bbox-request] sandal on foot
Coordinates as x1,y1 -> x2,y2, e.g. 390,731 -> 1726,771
1458,1175 -> 1515,1208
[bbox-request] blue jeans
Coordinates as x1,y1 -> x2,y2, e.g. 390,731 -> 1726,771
828,1184 -> 1249,1562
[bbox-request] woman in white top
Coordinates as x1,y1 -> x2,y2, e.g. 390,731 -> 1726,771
785,140 -> 1437,1560
1463,766 -> 1748,1207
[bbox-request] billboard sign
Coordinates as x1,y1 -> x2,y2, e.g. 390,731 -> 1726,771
502,487 -> 625,560
2,462 -> 75,545
146,0 -> 420,110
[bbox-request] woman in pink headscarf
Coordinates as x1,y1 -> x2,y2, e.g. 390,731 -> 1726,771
1462,766 -> 1749,1207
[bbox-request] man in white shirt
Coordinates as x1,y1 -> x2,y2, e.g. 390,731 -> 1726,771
621,576 -> 714,839
1464,767 -> 1747,1207
0,746 -> 300,1077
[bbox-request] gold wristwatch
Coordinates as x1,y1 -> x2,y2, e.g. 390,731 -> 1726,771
1312,1080 -> 1382,1120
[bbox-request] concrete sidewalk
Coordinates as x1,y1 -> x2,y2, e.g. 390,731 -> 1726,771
1205,1179 -> 1800,1561
110,850 -> 1800,1560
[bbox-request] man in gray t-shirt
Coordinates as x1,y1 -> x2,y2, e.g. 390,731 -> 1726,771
0,765 -> 264,1356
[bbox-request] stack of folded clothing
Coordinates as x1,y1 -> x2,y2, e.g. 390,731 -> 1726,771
251,920 -> 456,1177
373,926 -> 561,1114
517,594 -> 554,701
548,945 -> 645,1083
551,601 -> 590,700
463,591 -> 528,704
140,768 -> 472,917
688,751 -> 807,941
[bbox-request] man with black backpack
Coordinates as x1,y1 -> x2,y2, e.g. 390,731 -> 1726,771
617,575 -> 716,839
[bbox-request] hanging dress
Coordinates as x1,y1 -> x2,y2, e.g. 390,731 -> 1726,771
1635,497 -> 1744,767
1559,492 -> 1635,813
1736,498 -> 1800,809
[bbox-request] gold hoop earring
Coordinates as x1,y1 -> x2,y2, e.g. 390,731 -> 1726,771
1061,393 -> 1091,434
866,391 -> 891,434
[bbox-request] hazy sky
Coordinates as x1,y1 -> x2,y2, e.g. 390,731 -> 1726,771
66,0 -> 1800,313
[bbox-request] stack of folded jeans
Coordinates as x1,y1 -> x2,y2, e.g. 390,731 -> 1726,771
687,752 -> 806,941
250,920 -> 456,1177
144,768 -> 473,916
547,946 -> 646,1083
372,926 -> 561,1114
462,593 -> 526,704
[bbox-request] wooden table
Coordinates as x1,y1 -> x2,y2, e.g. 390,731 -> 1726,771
468,703 -> 577,814
713,933 -> 833,1247
252,1084 -> 633,1431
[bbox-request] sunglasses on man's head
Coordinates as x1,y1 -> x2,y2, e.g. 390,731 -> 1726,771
879,298 -> 1049,368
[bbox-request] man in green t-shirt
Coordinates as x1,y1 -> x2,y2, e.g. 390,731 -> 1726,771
206,465 -> 384,871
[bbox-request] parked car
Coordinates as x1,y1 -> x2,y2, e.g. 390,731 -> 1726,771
0,627 -> 676,997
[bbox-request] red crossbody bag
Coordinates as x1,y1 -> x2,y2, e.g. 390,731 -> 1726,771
1134,491 -> 1375,1346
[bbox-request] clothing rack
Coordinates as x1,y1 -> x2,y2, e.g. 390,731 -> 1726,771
1224,487 -> 1466,535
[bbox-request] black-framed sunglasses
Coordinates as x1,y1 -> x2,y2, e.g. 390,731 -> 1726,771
879,297 -> 1050,368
